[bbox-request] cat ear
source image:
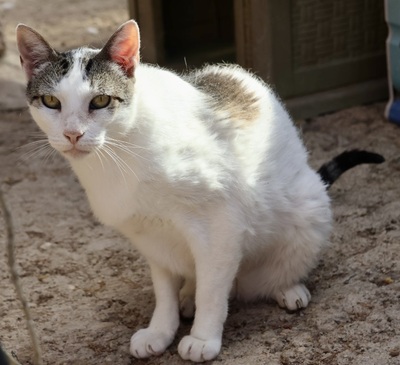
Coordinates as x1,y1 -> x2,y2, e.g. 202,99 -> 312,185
96,20 -> 140,78
16,24 -> 57,80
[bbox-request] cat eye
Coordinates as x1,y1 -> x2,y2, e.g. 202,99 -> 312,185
90,95 -> 111,110
41,95 -> 61,109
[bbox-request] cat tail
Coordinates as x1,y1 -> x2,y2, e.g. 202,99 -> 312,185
317,149 -> 385,189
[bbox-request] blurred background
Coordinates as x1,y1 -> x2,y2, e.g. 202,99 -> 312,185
130,0 -> 388,119
0,0 -> 391,119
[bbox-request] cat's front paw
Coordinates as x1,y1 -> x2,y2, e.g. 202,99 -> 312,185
273,283 -> 311,311
178,335 -> 221,362
130,328 -> 173,358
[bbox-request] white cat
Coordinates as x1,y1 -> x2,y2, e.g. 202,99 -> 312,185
16,20 -> 383,362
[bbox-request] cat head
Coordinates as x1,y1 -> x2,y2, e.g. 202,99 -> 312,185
16,20 -> 140,160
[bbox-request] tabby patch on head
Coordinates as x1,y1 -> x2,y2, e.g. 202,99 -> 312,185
25,48 -> 134,107
25,50 -> 72,103
82,50 -> 135,104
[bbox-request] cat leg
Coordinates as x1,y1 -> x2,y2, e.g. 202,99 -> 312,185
237,248 -> 315,310
266,232 -> 326,310
177,258 -> 240,362
237,217 -> 330,310
177,214 -> 243,362
179,277 -> 196,319
130,261 -> 180,358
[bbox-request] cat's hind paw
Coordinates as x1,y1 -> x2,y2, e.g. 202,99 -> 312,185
130,328 -> 173,358
178,335 -> 221,362
272,283 -> 311,311
179,295 -> 195,319
179,279 -> 196,319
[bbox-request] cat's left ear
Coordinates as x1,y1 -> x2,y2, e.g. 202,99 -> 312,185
96,20 -> 140,78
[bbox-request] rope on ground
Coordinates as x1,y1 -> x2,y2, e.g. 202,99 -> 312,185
0,187 -> 43,365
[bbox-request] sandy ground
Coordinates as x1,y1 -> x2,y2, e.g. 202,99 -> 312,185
0,1 -> 400,364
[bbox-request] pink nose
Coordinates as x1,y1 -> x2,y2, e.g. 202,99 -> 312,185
64,131 -> 84,145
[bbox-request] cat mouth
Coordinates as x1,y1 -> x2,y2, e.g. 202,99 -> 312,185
63,147 -> 91,159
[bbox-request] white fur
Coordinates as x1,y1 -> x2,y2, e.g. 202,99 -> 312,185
29,57 -> 332,361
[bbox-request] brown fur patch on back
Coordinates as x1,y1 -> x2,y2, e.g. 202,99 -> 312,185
188,67 -> 260,123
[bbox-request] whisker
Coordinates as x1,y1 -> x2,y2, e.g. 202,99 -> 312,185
102,145 -> 139,182
19,143 -> 52,163
42,148 -> 57,166
17,139 -> 49,152
94,148 -> 106,173
17,137 -> 63,168
28,131 -> 47,138
83,155 -> 94,172
101,146 -> 129,185
106,137 -> 149,158
105,140 -> 151,162
106,137 -> 149,151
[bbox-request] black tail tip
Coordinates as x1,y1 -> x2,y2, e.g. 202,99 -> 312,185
317,149 -> 385,189
352,150 -> 385,164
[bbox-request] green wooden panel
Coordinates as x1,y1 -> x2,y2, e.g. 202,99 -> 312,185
274,0 -> 387,98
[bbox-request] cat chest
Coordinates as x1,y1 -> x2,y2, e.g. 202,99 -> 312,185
83,177 -> 142,228
81,175 -> 195,276
71,155 -> 150,227
118,215 -> 195,277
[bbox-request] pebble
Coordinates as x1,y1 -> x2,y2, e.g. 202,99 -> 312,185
389,348 -> 400,357
0,2 -> 15,10
86,27 -> 99,35
40,242 -> 53,250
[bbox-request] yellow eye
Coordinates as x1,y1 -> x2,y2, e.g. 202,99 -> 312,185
90,95 -> 111,110
41,95 -> 61,109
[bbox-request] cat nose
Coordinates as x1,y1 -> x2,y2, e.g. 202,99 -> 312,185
64,131 -> 84,145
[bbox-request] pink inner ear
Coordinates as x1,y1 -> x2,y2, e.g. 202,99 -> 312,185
109,22 -> 140,77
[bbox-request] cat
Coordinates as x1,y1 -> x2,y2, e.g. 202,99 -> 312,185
16,20 -> 384,362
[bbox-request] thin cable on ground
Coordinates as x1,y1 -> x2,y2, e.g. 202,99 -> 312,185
0,188 -> 43,365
